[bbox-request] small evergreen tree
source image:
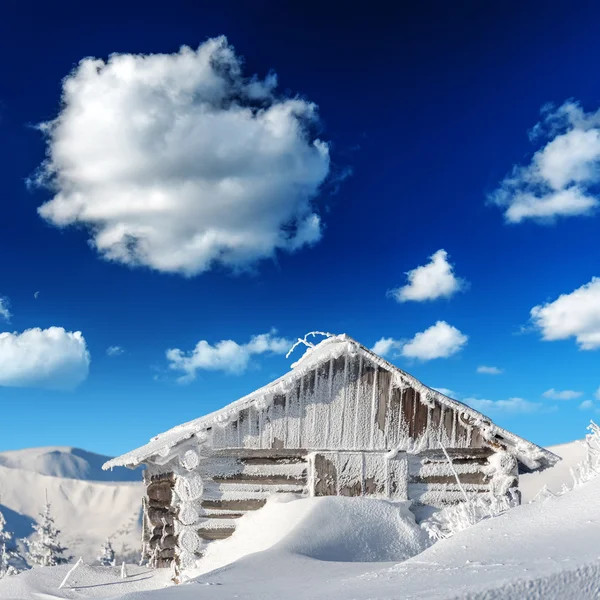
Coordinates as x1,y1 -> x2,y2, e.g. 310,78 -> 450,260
25,496 -> 72,567
571,420 -> 600,487
98,538 -> 115,567
0,509 -> 23,578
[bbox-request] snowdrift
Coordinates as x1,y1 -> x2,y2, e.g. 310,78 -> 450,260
185,476 -> 600,599
194,495 -> 430,576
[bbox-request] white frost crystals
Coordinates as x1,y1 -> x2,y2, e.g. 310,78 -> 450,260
175,448 -> 203,570
0,327 -> 90,389
35,37 -> 331,276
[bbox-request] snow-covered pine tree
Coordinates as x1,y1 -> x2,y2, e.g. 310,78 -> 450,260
0,509 -> 23,578
98,538 -> 116,567
25,496 -> 72,567
571,420 -> 600,487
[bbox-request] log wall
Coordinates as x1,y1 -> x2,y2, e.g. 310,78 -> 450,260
310,451 -> 408,500
144,473 -> 178,568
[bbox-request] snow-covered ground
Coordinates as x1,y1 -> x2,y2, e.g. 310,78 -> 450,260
1,475 -> 600,599
0,447 -> 144,563
1,439 -> 598,599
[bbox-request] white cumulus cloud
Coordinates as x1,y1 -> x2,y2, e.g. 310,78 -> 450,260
401,321 -> 468,361
371,337 -> 403,357
35,37 -> 330,276
167,331 -> 292,382
530,277 -> 600,350
596,387 -> 600,401
490,101 -> 600,223
579,400 -> 595,411
476,365 -> 503,375
432,387 -> 457,399
0,327 -> 90,389
106,345 -> 124,356
464,397 -> 543,414
542,388 -> 583,400
0,298 -> 10,322
391,249 -> 466,302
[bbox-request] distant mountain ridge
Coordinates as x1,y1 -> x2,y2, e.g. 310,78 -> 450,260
0,446 -> 144,563
0,446 -> 141,483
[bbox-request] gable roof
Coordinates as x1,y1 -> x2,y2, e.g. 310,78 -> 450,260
103,334 -> 559,471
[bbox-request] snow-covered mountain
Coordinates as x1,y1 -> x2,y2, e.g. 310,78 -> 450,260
0,447 -> 144,564
0,447 -> 141,483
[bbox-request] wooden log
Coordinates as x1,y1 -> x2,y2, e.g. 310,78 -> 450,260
149,534 -> 177,550
156,558 -> 172,569
212,449 -> 308,459
197,528 -> 236,541
147,507 -> 175,526
147,481 -> 173,503
201,499 -> 266,511
418,447 -> 494,460
152,524 -> 174,537
211,474 -> 307,485
150,472 -> 175,483
201,512 -> 244,519
409,472 -> 488,485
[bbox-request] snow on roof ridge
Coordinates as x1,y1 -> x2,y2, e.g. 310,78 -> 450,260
103,333 -> 559,471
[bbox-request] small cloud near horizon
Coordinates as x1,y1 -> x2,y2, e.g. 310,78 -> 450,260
477,365 -> 503,375
543,388 -> 583,400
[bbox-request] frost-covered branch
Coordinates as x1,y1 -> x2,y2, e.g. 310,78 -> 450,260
58,557 -> 83,589
285,331 -> 334,359
440,442 -> 469,502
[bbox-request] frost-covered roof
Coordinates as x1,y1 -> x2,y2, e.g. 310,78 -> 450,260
103,334 -> 559,471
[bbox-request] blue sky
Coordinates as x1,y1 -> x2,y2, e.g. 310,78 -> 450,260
1,0 -> 600,456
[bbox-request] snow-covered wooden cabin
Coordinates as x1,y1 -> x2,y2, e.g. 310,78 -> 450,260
104,334 -> 558,569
